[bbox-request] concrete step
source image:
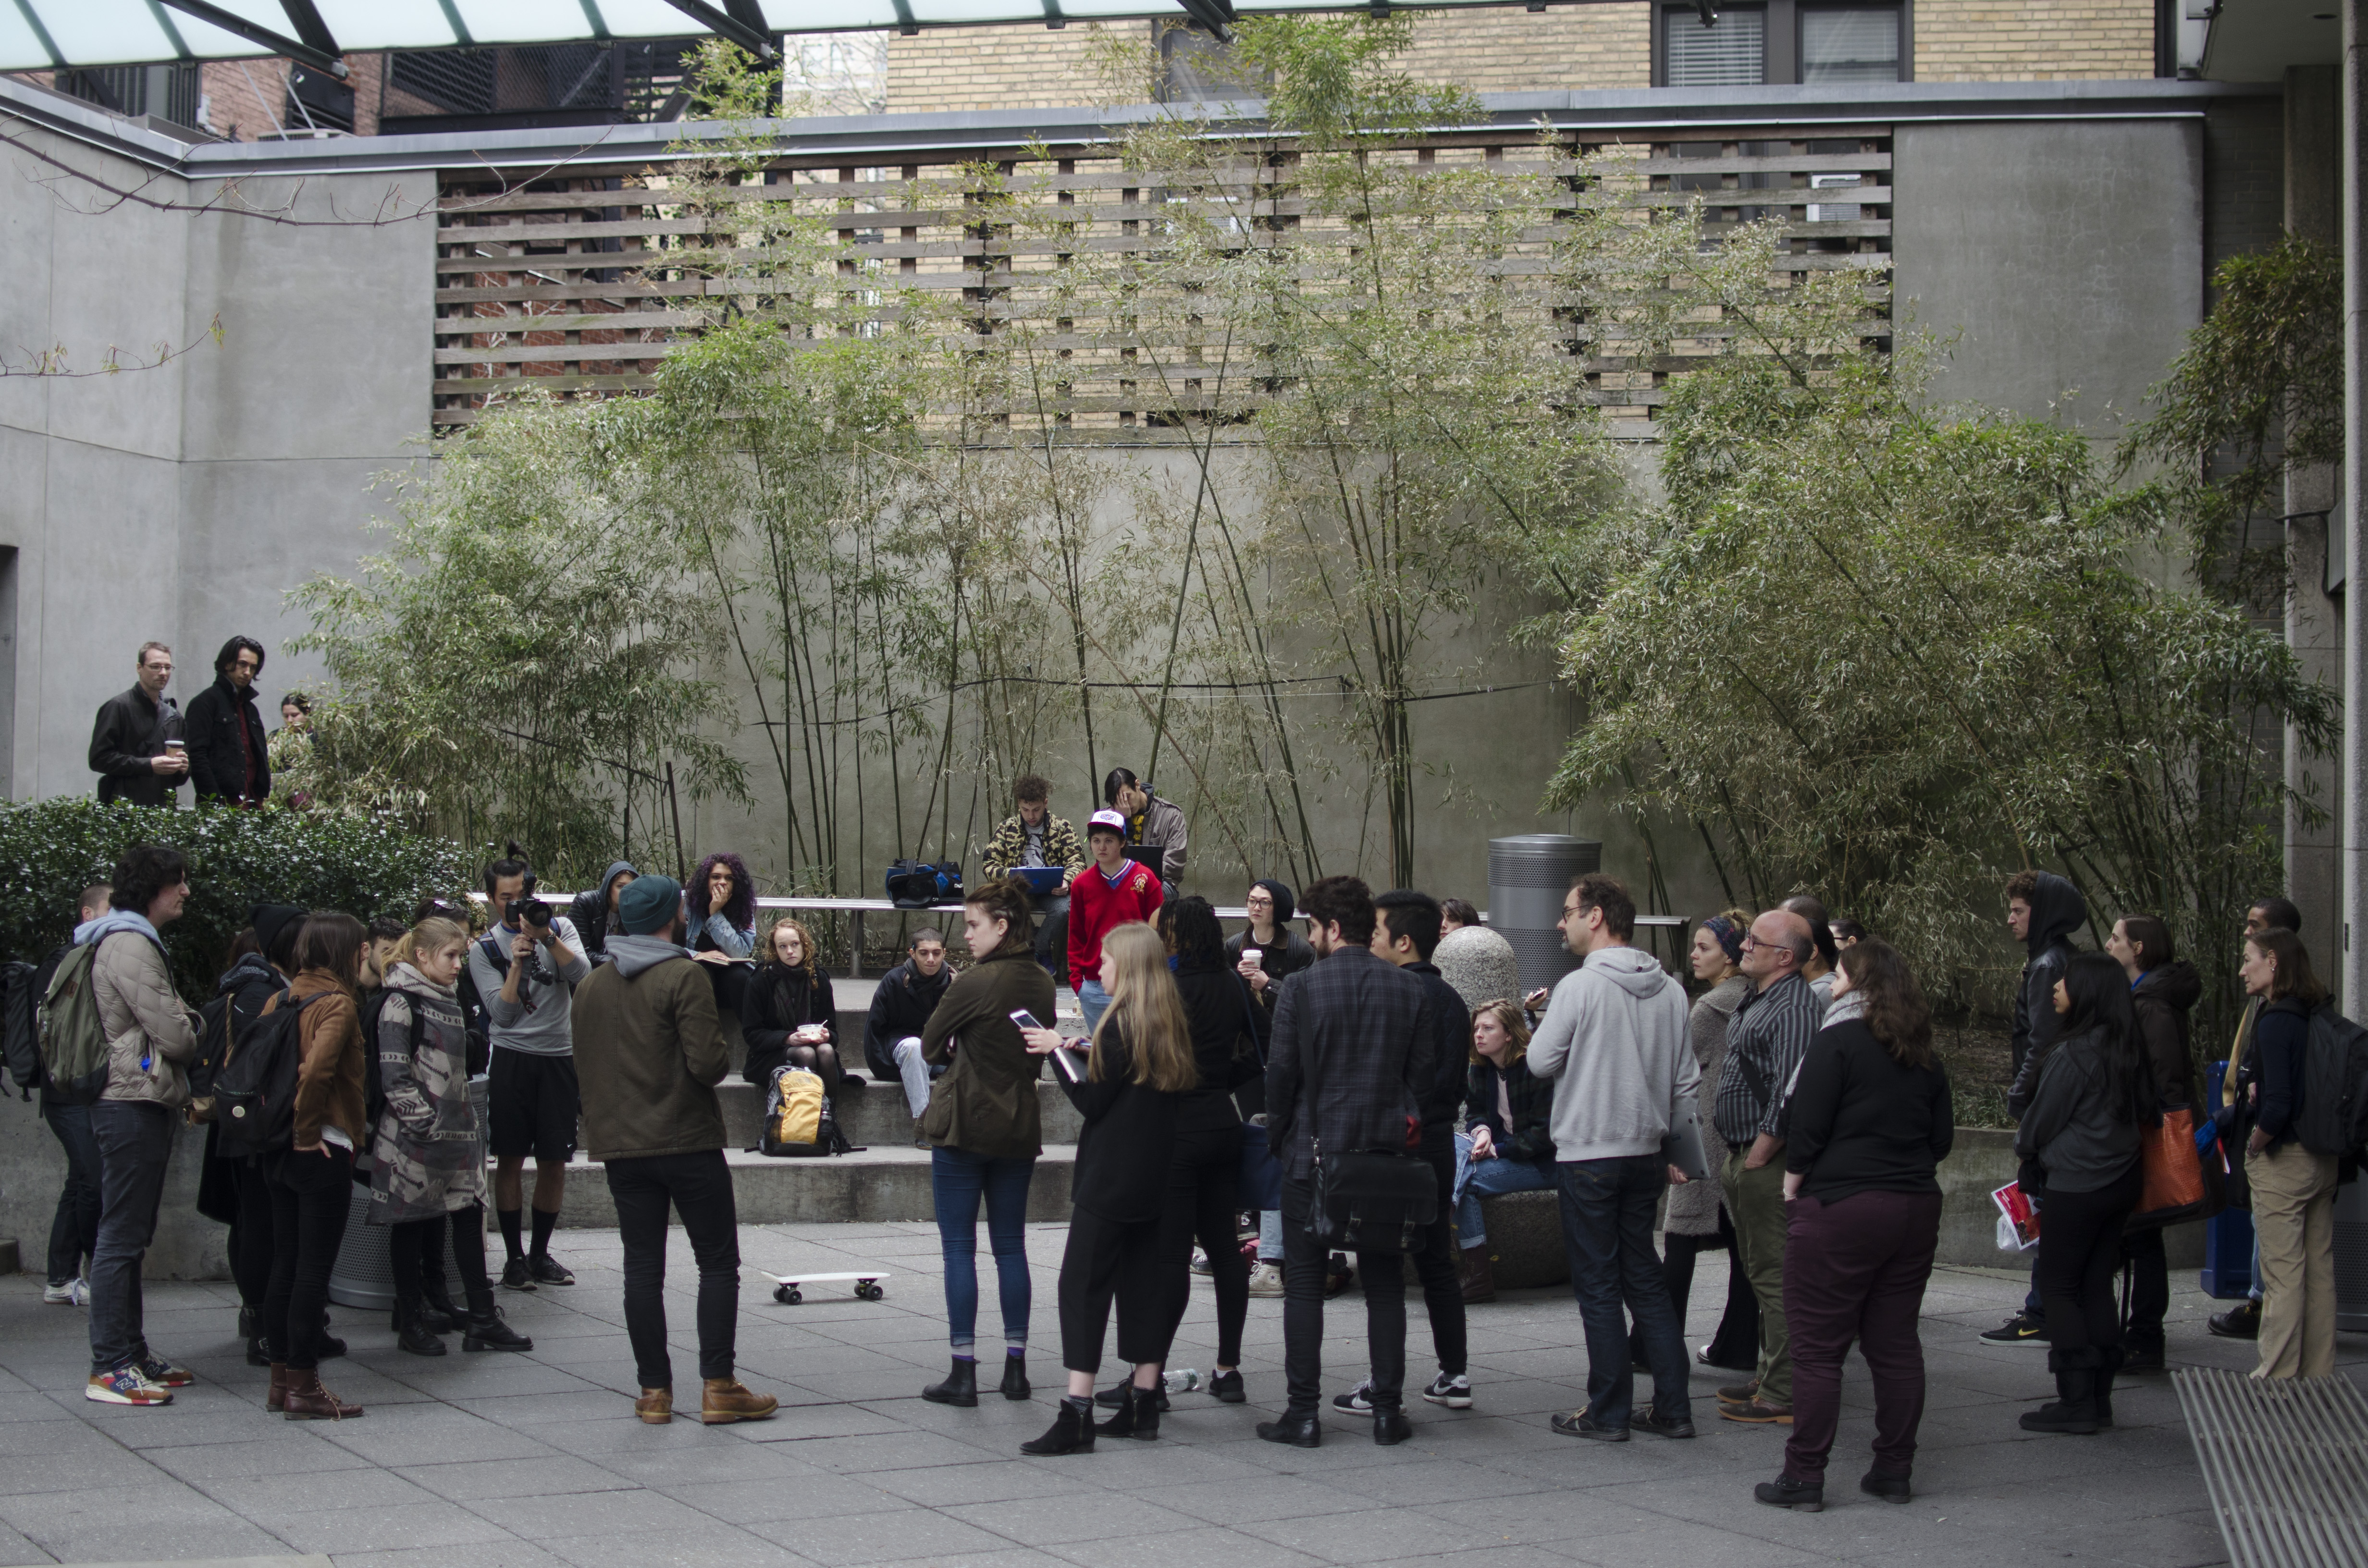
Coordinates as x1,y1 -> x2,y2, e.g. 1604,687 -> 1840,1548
550,1143 -> 1077,1227
715,1076 -> 1083,1150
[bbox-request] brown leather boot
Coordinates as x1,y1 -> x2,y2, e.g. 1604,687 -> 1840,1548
1457,1245 -> 1497,1304
700,1378 -> 778,1425
266,1362 -> 289,1413
281,1369 -> 365,1422
635,1388 -> 674,1424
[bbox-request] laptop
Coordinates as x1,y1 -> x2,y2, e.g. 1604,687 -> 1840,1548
1122,846 -> 1164,875
1009,866 -> 1064,895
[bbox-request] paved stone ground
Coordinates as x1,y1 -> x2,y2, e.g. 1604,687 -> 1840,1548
0,1222 -> 2358,1568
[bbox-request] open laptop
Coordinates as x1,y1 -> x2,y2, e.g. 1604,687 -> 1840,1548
1122,846 -> 1164,875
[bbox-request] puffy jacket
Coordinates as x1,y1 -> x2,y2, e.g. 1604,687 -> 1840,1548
91,928 -> 198,1109
2006,871 -> 2087,1118
2131,960 -> 2202,1109
2013,1024 -> 2142,1195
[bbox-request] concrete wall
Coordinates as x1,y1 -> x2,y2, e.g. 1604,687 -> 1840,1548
0,117 -> 435,806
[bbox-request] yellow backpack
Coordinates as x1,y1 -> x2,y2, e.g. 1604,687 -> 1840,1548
762,1066 -> 828,1158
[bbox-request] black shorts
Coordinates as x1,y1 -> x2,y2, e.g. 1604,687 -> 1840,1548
488,1049 -> 580,1163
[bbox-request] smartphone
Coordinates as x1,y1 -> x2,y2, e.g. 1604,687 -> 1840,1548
1009,1009 -> 1045,1032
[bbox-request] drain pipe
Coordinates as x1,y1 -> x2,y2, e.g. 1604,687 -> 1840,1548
2344,0 -> 2367,1016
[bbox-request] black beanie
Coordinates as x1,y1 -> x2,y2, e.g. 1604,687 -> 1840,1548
1253,879 -> 1296,925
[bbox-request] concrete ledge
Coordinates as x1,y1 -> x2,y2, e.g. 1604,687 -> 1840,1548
1937,1127 -> 2205,1271
723,1076 -> 1082,1149
552,1145 -> 1077,1227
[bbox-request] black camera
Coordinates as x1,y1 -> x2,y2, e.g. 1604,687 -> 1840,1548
507,897 -> 554,931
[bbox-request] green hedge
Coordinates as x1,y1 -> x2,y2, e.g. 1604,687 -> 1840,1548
0,799 -> 473,999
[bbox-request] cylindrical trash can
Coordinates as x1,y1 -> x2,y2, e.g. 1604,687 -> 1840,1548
2335,1173 -> 2368,1333
1487,834 -> 1601,997
326,1180 -> 392,1312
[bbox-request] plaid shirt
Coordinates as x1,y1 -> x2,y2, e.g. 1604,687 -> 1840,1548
1713,970 -> 1818,1147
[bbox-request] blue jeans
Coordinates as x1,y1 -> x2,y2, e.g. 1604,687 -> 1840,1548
1077,979 -> 1111,1035
42,1098 -> 103,1287
1453,1133 -> 1557,1248
88,1101 -> 175,1375
932,1146 -> 1035,1356
1557,1155 -> 1691,1430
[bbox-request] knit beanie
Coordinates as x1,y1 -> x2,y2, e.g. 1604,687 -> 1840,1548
616,875 -> 683,936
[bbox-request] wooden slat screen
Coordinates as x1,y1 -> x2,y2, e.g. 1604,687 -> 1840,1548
432,128 -> 1892,435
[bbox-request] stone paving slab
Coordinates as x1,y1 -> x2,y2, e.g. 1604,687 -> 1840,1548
1,1219 -> 2362,1568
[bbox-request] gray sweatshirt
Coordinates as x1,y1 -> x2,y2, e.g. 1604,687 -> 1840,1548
467,915 -> 591,1057
1524,944 -> 1699,1162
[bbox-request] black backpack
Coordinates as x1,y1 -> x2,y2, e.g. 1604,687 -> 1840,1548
885,859 -> 962,909
214,989 -> 320,1159
0,960 -> 39,1100
2295,1006 -> 2368,1161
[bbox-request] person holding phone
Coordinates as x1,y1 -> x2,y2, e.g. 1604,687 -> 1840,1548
1017,923 -> 1198,1454
915,878 -> 1059,1408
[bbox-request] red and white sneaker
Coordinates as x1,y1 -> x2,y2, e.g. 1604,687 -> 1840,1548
87,1366 -> 172,1406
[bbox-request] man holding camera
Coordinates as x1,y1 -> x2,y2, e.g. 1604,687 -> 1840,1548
469,847 -> 592,1291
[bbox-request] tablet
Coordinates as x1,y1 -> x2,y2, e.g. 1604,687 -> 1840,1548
1009,866 -> 1065,894
1660,1089 -> 1709,1183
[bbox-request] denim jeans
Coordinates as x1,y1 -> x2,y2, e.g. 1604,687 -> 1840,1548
1452,1133 -> 1557,1248
1258,1206 -> 1283,1262
1077,979 -> 1112,1035
892,1036 -> 944,1120
42,1098 -> 103,1287
1557,1154 -> 1691,1430
87,1101 -> 175,1374
932,1145 -> 1034,1355
606,1150 -> 742,1388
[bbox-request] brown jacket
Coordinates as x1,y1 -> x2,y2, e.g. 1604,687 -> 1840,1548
920,945 -> 1058,1160
570,946 -> 732,1162
271,969 -> 368,1151
92,928 -> 198,1109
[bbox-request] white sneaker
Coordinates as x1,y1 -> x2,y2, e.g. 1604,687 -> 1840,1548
42,1279 -> 88,1307
1332,1379 -> 1375,1414
1423,1372 -> 1473,1409
1245,1262 -> 1284,1298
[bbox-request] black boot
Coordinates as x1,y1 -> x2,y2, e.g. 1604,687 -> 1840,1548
2020,1348 -> 2099,1434
462,1307 -> 533,1353
238,1304 -> 259,1340
2094,1346 -> 2122,1427
923,1357 -> 979,1407
999,1353 -> 1031,1401
394,1297 -> 447,1357
1097,1383 -> 1160,1441
419,1274 -> 463,1334
1096,1376 -> 1169,1411
1021,1396 -> 1097,1455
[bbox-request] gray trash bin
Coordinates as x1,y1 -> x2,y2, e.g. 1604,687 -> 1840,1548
1488,833 -> 1601,996
326,1178 -> 392,1313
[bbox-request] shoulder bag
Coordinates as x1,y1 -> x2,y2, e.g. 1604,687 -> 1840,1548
1299,1011 -> 1436,1255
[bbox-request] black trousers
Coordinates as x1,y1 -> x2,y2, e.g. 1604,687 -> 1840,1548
262,1145 -> 355,1371
1412,1123 -> 1467,1379
606,1150 -> 742,1389
1059,1207 -> 1172,1374
1160,1125 -> 1249,1368
2121,1225 -> 2168,1349
1281,1172 -> 1407,1417
2033,1165 -> 2143,1356
1649,1208 -> 1759,1368
228,1158 -> 275,1311
391,1206 -> 496,1315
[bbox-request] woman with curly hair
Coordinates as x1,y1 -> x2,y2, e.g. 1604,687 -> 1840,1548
742,916 -> 841,1095
688,854 -> 757,960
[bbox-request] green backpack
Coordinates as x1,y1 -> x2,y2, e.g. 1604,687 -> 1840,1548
38,943 -> 111,1105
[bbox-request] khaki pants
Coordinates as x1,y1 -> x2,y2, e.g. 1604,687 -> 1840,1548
1721,1148 -> 1791,1406
2246,1142 -> 2338,1380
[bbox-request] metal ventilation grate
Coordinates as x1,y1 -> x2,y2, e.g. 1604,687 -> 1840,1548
2174,1367 -> 2368,1568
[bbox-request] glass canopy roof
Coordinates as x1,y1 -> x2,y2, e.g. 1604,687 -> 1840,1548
0,1 -> 1540,73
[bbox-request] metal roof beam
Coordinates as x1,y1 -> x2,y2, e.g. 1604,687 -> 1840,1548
1176,0 -> 1236,42
274,0 -> 339,57
658,0 -> 778,60
155,0 -> 346,77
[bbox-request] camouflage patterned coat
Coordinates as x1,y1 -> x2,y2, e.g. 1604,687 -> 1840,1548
368,963 -> 487,1225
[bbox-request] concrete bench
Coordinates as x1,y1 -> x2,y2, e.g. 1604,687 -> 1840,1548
1477,1188 -> 1569,1291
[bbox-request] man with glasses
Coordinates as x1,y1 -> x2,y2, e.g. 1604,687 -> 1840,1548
1712,908 -> 1821,1426
88,643 -> 186,808
1527,873 -> 1699,1442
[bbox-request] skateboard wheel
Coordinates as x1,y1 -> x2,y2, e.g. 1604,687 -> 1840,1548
858,1282 -> 884,1301
773,1285 -> 791,1304
787,1289 -> 802,1304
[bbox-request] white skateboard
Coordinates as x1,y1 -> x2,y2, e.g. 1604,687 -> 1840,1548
764,1270 -> 889,1304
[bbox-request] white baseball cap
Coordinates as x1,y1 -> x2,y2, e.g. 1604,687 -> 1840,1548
1088,809 -> 1127,834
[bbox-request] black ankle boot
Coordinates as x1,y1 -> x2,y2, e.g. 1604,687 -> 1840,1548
1098,1384 -> 1160,1441
999,1353 -> 1031,1401
394,1297 -> 447,1357
2020,1348 -> 2099,1434
2094,1347 -> 2122,1427
1021,1396 -> 1097,1455
238,1304 -> 259,1341
419,1277 -> 462,1333
462,1306 -> 533,1353
923,1358 -> 980,1407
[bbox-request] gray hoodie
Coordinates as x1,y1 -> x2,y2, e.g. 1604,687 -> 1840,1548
606,933 -> 689,980
1524,944 -> 1699,1162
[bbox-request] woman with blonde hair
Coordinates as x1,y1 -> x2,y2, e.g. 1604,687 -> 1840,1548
370,915 -> 531,1358
1451,1000 -> 1557,1303
1018,922 -> 1197,1453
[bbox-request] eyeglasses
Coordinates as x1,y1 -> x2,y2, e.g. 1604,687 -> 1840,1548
1739,934 -> 1791,955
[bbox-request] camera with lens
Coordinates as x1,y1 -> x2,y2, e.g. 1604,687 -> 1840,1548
507,896 -> 554,931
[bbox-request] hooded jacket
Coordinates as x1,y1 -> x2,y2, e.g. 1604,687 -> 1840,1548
1525,944 -> 1699,1163
2005,872 -> 2087,1118
568,861 -> 639,965
80,911 -> 198,1109
184,673 -> 271,806
570,935 -> 733,1161
2131,960 -> 2202,1110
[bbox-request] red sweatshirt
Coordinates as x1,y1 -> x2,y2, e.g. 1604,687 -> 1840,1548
1067,859 -> 1164,985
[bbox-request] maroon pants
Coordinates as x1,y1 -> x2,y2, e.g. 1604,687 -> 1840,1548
1781,1188 -> 1942,1483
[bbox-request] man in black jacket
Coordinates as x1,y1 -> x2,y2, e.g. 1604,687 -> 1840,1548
1983,868 -> 2088,1346
183,637 -> 271,808
1259,875 -> 1436,1449
1348,888 -> 1472,1412
88,643 -> 186,807
865,930 -> 952,1119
